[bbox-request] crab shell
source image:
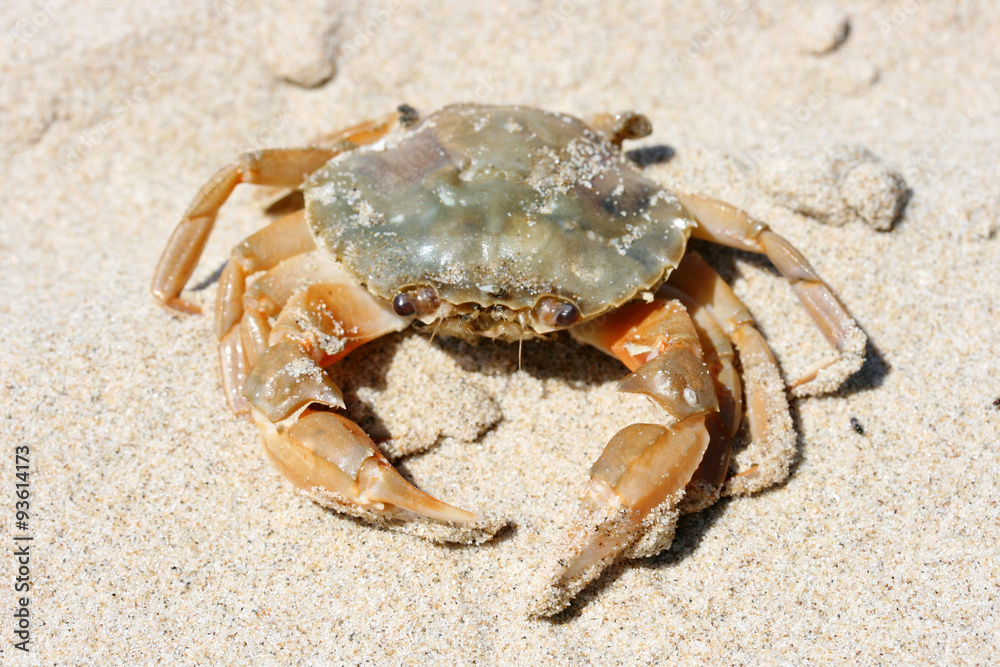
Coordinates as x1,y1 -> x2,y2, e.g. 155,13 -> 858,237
303,104 -> 695,339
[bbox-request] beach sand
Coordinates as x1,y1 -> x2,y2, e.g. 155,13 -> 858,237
2,1 -> 998,663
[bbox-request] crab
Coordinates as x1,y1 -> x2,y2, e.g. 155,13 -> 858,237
152,103 -> 866,616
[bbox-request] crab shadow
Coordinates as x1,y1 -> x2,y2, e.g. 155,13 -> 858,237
626,144 -> 675,168
325,329 -> 627,445
439,331 -> 628,385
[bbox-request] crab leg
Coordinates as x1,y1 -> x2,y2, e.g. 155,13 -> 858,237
152,148 -> 338,314
531,299 -> 721,616
588,111 -> 652,147
239,252 -> 360,368
306,110 -> 410,151
675,192 -> 866,396
152,110 -> 408,315
656,284 -> 739,510
656,284 -> 741,436
221,251 -> 369,418
257,111 -> 410,215
242,282 -> 501,543
216,211 -> 316,416
215,210 -> 315,340
666,253 -> 796,497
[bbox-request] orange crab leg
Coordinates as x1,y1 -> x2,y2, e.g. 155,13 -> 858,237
532,299 -> 722,616
152,147 -> 338,314
218,248 -> 376,419
214,211 -> 316,416
215,209 -> 315,340
656,284 -> 741,437
588,110 -> 652,147
306,111 -> 411,151
151,111 -> 408,315
255,111 -> 415,215
656,284 -> 739,509
238,251 -> 359,369
676,191 -> 866,396
259,408 -> 484,526
667,253 -> 795,497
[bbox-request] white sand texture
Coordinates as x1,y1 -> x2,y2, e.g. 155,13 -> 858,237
2,1 -> 998,664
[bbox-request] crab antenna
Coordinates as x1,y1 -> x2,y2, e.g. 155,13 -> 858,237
428,317 -> 443,345
518,329 -> 524,371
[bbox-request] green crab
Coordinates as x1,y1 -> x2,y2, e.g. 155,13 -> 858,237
153,104 -> 865,616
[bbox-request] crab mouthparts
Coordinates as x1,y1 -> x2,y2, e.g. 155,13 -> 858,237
405,299 -> 581,342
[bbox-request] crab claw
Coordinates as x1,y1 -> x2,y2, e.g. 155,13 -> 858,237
529,416 -> 710,617
256,409 -> 502,543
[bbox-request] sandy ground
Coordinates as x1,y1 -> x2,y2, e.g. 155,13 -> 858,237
2,0 -> 998,664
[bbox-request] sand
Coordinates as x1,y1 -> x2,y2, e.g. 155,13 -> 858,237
2,0 -> 998,663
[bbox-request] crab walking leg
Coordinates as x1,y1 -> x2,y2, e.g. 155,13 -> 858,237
242,282 -> 501,542
667,253 -> 795,496
215,211 -> 317,416
657,284 -> 740,510
151,147 -> 339,314
307,110 -> 409,151
675,192 -> 866,396
530,300 -> 720,616
219,325 -> 253,418
258,111 -> 409,215
588,111 -> 652,147
153,106 -> 415,314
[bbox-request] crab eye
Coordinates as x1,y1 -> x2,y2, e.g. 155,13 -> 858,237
392,286 -> 440,317
536,297 -> 580,329
554,303 -> 581,327
392,293 -> 417,316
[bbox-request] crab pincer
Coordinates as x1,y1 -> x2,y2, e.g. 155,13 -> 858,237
255,409 -> 491,535
240,282 -> 503,543
529,299 -> 721,615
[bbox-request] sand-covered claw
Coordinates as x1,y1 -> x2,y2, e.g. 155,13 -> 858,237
530,417 -> 710,617
257,409 -> 503,543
